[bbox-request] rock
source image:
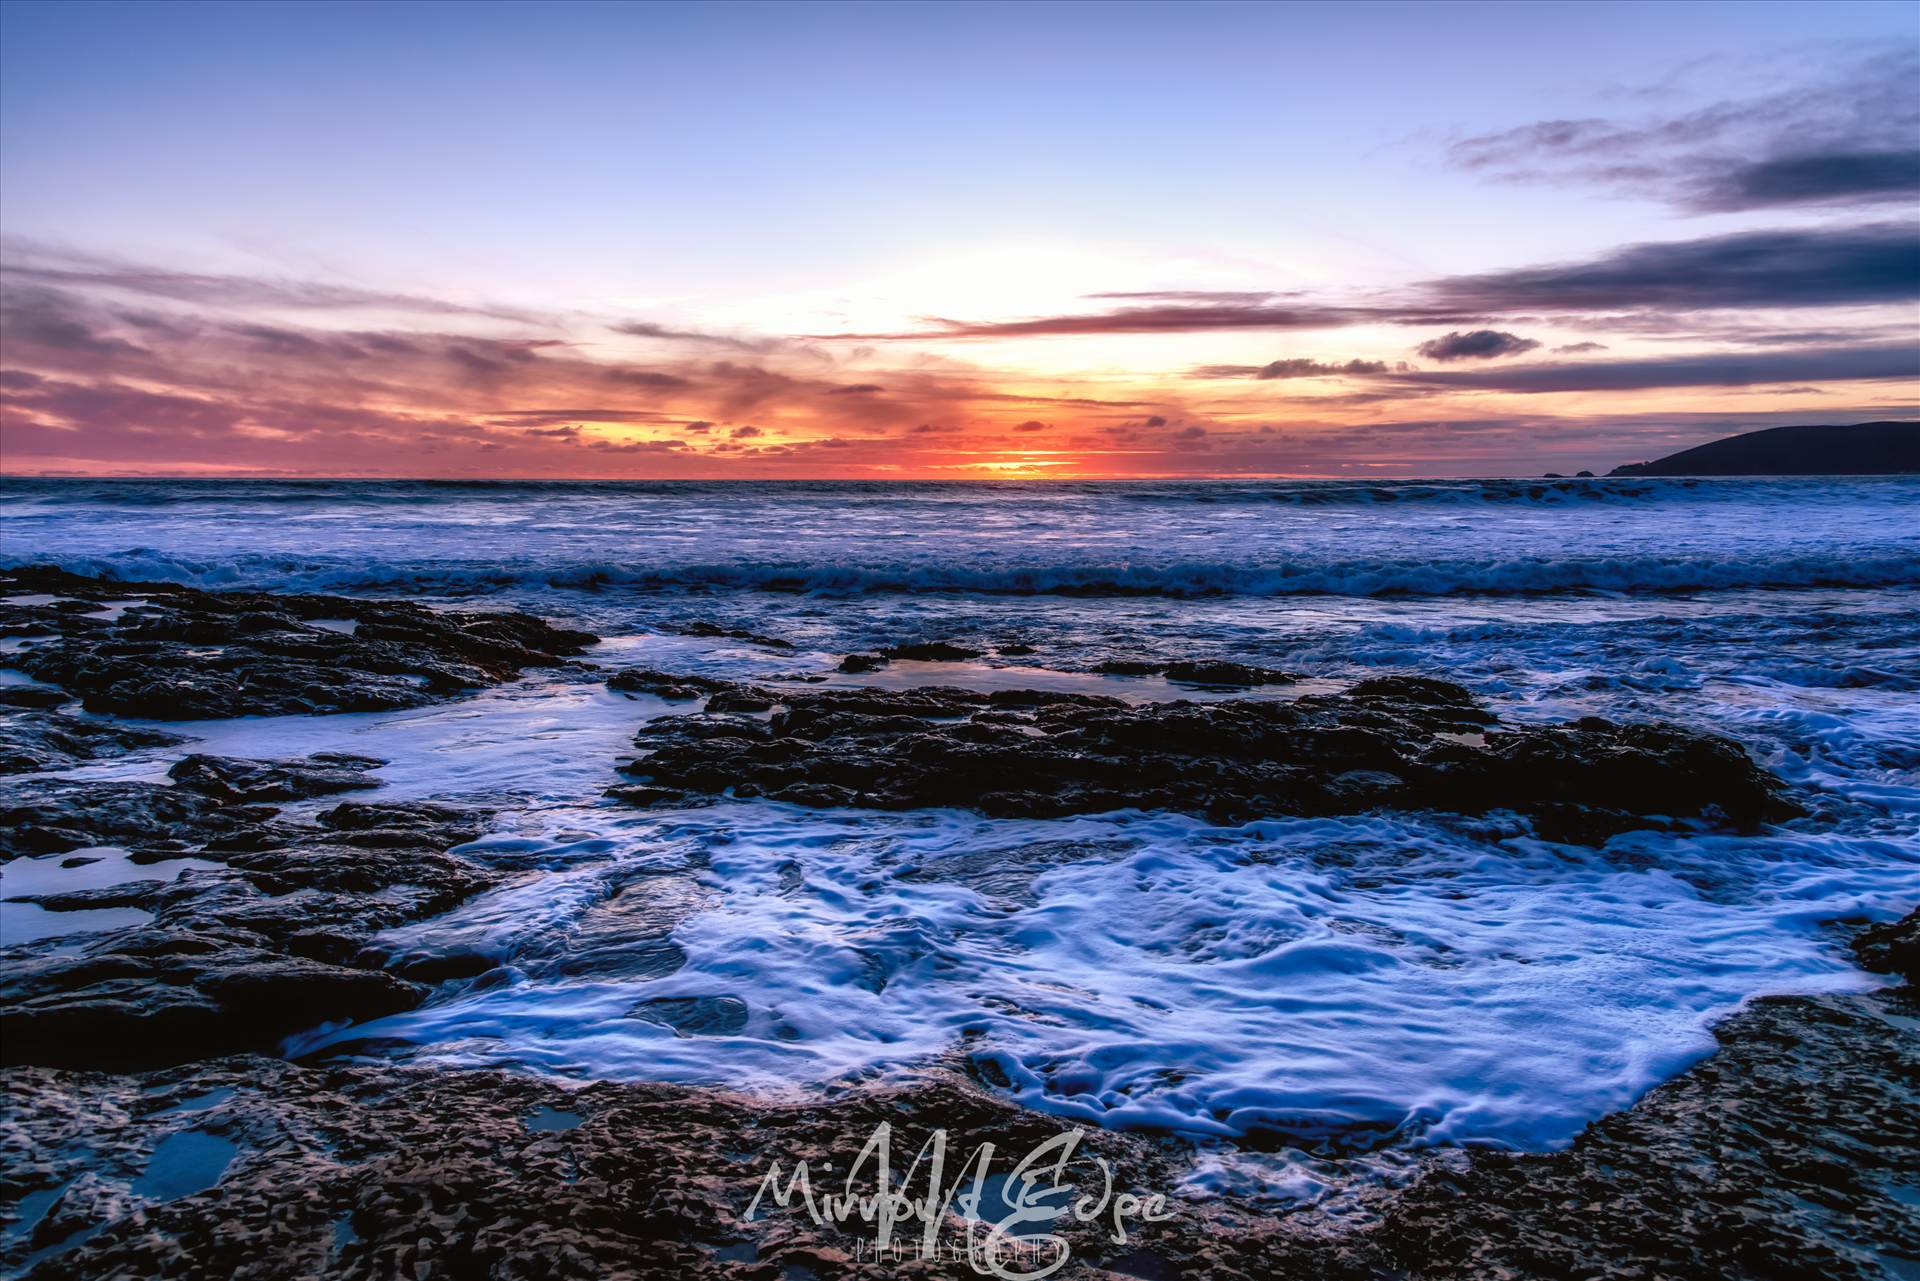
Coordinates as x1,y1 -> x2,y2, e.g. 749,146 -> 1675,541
0,982 -> 1912,1280
1090,659 -> 1301,684
879,641 -> 982,661
1377,989 -> 1920,1280
1163,660 -> 1302,686
0,779 -> 277,857
0,566 -> 597,719
166,752 -> 385,803
0,778 -> 498,1069
605,668 -> 740,701
601,784 -> 687,808
835,652 -> 889,673
1089,658 -> 1164,675
0,710 -> 184,775
670,621 -> 795,649
618,676 -> 1795,838
0,686 -> 69,710
1851,907 -> 1919,985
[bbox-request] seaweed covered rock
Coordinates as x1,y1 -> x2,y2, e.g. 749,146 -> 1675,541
0,567 -> 597,719
0,777 -> 499,1070
616,675 -> 1797,839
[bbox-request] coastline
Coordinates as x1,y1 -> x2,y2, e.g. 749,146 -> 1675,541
2,569 -> 1914,1276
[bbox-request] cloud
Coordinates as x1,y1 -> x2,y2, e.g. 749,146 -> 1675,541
825,223 -> 1919,346
607,368 -> 694,389
732,424 -> 763,438
813,302 -> 1435,341
1414,330 -> 1540,362
1427,223 -> 1920,312
1144,415 -> 1168,427
826,383 -> 884,395
610,321 -> 786,353
1697,150 -> 1920,213
1,242 -> 545,323
1084,290 -> 1286,304
1554,341 -> 1608,354
1015,420 -> 1047,432
1381,343 -> 1918,393
1192,357 -> 1393,379
1446,45 -> 1920,212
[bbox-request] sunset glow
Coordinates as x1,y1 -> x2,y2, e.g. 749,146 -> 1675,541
2,1 -> 1915,478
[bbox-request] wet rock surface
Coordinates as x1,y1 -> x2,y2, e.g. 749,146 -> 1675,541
0,567 -> 597,719
618,675 -> 1798,840
1092,659 -> 1303,686
0,983 -> 1911,1280
0,770 -> 499,1071
1377,987 -> 1920,1281
1851,906 -> 1919,985
0,710 -> 184,776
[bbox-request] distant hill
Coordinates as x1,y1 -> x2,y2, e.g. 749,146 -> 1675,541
1609,421 -> 1920,477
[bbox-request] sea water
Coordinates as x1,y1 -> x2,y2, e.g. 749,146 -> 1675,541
3,476 -> 1917,1179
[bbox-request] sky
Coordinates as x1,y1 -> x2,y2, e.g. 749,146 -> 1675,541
1,0 -> 1916,478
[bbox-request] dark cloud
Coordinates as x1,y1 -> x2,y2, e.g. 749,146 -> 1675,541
732,425 -> 763,439
1192,357 -> 1393,379
1144,415 -> 1168,427
1446,46 -> 1920,213
1427,223 -> 1920,312
1554,341 -> 1609,354
1383,343 -> 1917,393
1015,420 -> 1048,432
1414,330 -> 1541,362
826,383 -> 884,395
1698,150 -> 1920,212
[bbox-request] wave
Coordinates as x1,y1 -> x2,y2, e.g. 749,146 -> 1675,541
10,547 -> 1919,599
2,474 -> 1906,510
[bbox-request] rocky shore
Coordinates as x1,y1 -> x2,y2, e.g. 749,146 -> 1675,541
1,572 -> 1913,1279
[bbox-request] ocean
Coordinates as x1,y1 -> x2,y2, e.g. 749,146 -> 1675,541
3,476 -> 1917,1199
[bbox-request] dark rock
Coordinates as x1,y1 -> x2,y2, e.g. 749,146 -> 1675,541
1851,907 -> 1918,985
1090,659 -> 1166,676
166,752 -> 384,803
1090,659 -> 1301,685
996,642 -> 1037,656
670,620 -> 795,649
0,686 -> 69,710
0,780 -> 498,1069
602,784 -> 687,808
0,779 -> 277,857
1163,660 -> 1302,686
619,676 -> 1796,838
836,652 -> 889,673
878,641 -> 982,662
0,566 -> 597,719
605,668 -> 737,700
0,709 -> 185,775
